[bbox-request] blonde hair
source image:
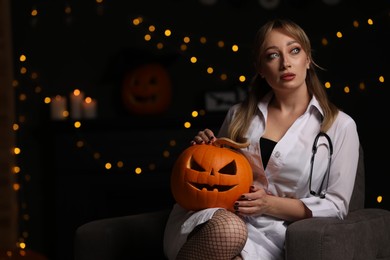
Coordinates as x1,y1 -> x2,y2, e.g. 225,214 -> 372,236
228,19 -> 339,142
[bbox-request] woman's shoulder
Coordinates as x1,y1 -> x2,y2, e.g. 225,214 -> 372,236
336,110 -> 356,124
332,109 -> 358,132
329,110 -> 360,152
225,102 -> 242,115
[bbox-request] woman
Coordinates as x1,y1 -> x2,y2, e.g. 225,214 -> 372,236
163,18 -> 360,260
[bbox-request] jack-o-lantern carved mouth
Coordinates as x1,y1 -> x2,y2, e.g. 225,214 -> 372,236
188,182 -> 237,192
131,94 -> 157,104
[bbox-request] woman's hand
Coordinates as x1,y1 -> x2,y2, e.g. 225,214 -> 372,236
234,185 -> 270,216
191,128 -> 216,145
234,185 -> 312,221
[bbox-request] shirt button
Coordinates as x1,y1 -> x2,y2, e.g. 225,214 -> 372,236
274,151 -> 280,158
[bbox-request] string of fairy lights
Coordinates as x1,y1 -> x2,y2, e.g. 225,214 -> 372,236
10,0 -> 388,252
128,14 -> 387,93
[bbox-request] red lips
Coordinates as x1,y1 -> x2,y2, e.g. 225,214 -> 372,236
281,73 -> 296,81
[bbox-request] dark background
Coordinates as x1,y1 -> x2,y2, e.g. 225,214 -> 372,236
9,0 -> 390,259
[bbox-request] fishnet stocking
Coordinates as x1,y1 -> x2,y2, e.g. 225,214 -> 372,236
176,209 -> 247,260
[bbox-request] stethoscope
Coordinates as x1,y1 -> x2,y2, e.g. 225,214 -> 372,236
309,132 -> 333,199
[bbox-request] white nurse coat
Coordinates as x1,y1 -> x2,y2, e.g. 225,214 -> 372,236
163,92 -> 360,260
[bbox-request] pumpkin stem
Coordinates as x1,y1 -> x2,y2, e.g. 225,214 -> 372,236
213,137 -> 250,149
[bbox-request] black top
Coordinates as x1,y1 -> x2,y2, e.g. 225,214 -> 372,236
260,137 -> 277,169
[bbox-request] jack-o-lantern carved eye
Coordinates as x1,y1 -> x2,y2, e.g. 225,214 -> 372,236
219,160 -> 237,175
189,156 -> 205,172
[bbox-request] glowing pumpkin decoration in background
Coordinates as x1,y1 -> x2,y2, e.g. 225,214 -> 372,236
121,62 -> 172,115
171,138 -> 252,212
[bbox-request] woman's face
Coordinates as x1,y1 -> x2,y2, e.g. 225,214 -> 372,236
259,28 -> 310,93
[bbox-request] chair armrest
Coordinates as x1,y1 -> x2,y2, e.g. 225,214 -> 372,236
74,209 -> 171,260
285,208 -> 390,260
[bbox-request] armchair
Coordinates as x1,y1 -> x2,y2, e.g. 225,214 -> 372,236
74,146 -> 390,260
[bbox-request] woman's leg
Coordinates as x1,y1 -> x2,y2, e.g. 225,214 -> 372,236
176,209 -> 248,260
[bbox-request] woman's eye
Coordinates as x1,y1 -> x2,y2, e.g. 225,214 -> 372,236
291,47 -> 300,54
268,53 -> 279,59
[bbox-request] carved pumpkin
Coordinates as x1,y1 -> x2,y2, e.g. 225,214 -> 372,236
171,139 -> 252,212
121,62 -> 172,115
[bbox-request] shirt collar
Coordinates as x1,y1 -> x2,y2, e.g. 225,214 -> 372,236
307,95 -> 324,119
257,91 -> 325,119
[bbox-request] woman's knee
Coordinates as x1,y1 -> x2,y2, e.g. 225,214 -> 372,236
211,209 -> 248,239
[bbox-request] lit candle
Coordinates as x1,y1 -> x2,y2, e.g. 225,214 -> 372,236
70,89 -> 84,119
82,97 -> 97,119
50,95 -> 67,120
